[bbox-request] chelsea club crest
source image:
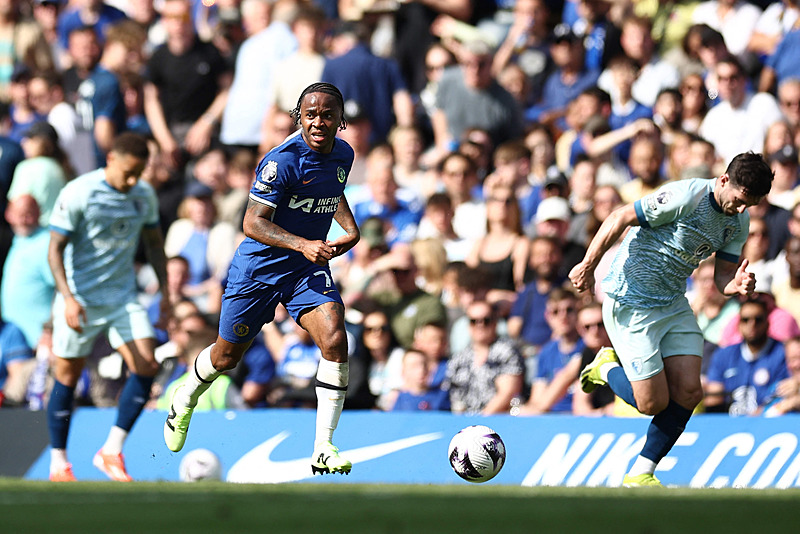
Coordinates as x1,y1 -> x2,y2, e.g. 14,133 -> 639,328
337,167 -> 346,183
261,161 -> 278,183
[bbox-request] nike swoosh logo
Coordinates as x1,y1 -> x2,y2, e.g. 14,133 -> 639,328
302,178 -> 316,185
226,431 -> 443,483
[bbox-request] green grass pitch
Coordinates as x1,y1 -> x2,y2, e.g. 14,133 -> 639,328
1,478 -> 798,534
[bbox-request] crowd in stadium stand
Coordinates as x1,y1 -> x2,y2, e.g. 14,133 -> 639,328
1,0 -> 800,417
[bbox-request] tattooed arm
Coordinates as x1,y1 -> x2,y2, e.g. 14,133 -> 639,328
328,194 -> 360,258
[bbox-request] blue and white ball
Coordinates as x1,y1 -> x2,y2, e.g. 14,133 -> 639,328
448,425 -> 506,483
179,448 -> 223,482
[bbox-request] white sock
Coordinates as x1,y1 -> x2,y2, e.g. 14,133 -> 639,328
599,361 -> 621,382
628,456 -> 657,477
176,344 -> 220,409
101,426 -> 128,455
50,448 -> 69,472
314,359 -> 348,446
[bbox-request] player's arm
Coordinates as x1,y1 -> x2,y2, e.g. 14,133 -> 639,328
242,199 -> 334,266
569,203 -> 639,293
328,194 -> 360,258
48,230 -> 86,332
141,225 -> 172,327
714,256 -> 756,297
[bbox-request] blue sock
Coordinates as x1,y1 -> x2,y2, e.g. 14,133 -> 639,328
607,366 -> 638,410
48,381 -> 75,449
115,373 -> 154,432
641,400 -> 693,463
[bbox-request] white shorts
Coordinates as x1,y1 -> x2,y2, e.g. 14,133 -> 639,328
52,294 -> 155,359
602,296 -> 704,381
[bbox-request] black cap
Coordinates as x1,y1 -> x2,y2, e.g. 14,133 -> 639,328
768,144 -> 798,165
552,23 -> 581,44
344,99 -> 369,123
11,64 -> 32,84
544,169 -> 568,189
184,181 -> 215,198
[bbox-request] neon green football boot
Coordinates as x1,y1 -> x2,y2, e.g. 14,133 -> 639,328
580,346 -> 620,393
623,473 -> 663,487
311,441 -> 352,475
164,385 -> 194,453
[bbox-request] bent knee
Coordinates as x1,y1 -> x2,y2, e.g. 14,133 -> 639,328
317,329 -> 348,360
637,397 -> 669,416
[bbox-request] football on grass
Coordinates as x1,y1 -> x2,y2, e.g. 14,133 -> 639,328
448,425 -> 506,483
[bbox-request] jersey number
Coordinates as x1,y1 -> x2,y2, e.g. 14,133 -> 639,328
314,271 -> 332,287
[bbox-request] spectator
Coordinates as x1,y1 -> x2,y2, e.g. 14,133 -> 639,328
432,38 -> 522,156
436,151 -> 486,241
415,192 -> 473,262
763,119 -> 795,157
387,349 -> 450,411
705,294 -> 789,415
144,0 -> 231,170
417,42 -> 456,136
773,235 -> 800,325
445,299 -> 524,415
0,315 -> 34,407
692,0 -> 762,61
322,20 -> 414,146
759,26 -> 800,94
360,308 -> 404,411
680,73 -> 709,134
268,321 -> 322,408
61,26 -> 101,106
217,148 -> 257,229
749,0 -> 800,58
699,55 -> 783,166
762,335 -> 800,415
529,195 -> 586,279
777,78 -> 800,131
7,66 -> 45,143
164,181 -> 239,312
259,2 -> 325,155
220,0 -> 297,152
620,136 -> 667,204
766,144 -> 799,210
598,15 -> 680,108
8,121 -> 68,226
410,238 -> 449,297
1,195 -> 55,349
653,88 -> 684,149
411,321 -> 450,388
147,255 -> 191,346
691,258 -> 740,350
57,0 -> 128,52
604,54 -> 654,164
0,0 -> 54,101
524,288 -> 585,414
389,125 -> 433,200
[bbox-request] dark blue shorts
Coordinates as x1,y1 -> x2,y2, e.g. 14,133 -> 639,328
218,262 -> 344,344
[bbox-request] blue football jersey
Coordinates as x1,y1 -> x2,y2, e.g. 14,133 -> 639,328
603,178 -> 749,307
233,131 -> 354,285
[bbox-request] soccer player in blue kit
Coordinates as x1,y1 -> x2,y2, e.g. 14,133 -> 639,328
164,83 -> 360,475
569,152 -> 774,487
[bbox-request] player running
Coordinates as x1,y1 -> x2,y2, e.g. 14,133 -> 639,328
164,82 -> 359,475
569,152 -> 773,487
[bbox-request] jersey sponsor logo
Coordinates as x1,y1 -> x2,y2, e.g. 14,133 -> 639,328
253,181 -> 272,194
233,323 -> 250,337
288,195 -> 340,214
694,243 -> 712,257
337,167 -> 346,183
261,160 -> 278,183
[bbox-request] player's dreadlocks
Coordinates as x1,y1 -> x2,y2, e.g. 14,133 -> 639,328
290,83 -> 348,131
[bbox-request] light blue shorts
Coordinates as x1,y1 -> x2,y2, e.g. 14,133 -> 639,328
52,294 -> 155,358
602,296 -> 704,381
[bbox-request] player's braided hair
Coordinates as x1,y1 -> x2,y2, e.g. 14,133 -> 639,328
290,83 -> 348,131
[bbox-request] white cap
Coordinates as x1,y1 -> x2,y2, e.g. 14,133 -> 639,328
535,196 -> 572,224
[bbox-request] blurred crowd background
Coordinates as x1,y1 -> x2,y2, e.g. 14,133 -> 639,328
1,0 -> 800,418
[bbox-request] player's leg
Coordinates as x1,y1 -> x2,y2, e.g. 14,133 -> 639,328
47,355 -> 87,481
297,301 -> 351,475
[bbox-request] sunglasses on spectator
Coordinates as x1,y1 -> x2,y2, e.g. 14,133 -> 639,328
549,306 -> 576,316
581,321 -> 604,330
469,316 -> 495,326
740,315 -> 767,324
781,99 -> 800,108
364,324 -> 390,334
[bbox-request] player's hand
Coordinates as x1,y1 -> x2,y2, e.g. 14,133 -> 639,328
301,239 -> 335,266
734,258 -> 756,295
327,232 -> 360,258
64,296 -> 87,333
568,262 -> 595,294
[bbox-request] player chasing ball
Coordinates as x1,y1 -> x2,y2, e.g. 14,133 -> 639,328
569,152 -> 773,487
164,82 -> 360,475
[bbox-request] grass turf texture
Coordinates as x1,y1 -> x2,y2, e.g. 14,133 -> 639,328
1,478 -> 797,534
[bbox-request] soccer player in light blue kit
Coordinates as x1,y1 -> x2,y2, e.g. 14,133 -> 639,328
164,83 -> 360,475
47,133 -> 170,482
569,152 -> 774,487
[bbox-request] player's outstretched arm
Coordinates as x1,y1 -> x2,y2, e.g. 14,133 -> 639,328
715,256 -> 756,297
328,195 -> 360,258
243,199 -> 334,266
569,203 -> 639,293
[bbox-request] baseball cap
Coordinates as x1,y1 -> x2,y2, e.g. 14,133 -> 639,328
360,217 -> 386,248
184,181 -> 215,199
543,171 -> 568,190
10,64 -> 32,84
767,144 -> 798,166
344,99 -> 369,123
552,23 -> 581,44
535,196 -> 572,224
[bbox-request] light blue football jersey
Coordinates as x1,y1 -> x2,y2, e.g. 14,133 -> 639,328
49,168 -> 159,307
602,178 -> 749,307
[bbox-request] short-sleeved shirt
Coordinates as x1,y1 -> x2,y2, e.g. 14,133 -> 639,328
75,66 -> 127,168
0,320 -> 33,389
603,178 -> 748,308
49,169 -> 160,307
445,337 -> 525,415
535,338 -> 586,413
706,338 -> 788,415
57,4 -> 128,50
233,131 -> 354,286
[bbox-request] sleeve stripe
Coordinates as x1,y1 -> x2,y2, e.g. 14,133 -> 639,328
716,251 -> 740,264
49,225 -> 72,236
248,193 -> 277,209
634,200 -> 650,228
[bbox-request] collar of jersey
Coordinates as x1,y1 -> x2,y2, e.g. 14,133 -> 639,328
708,190 -> 724,214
